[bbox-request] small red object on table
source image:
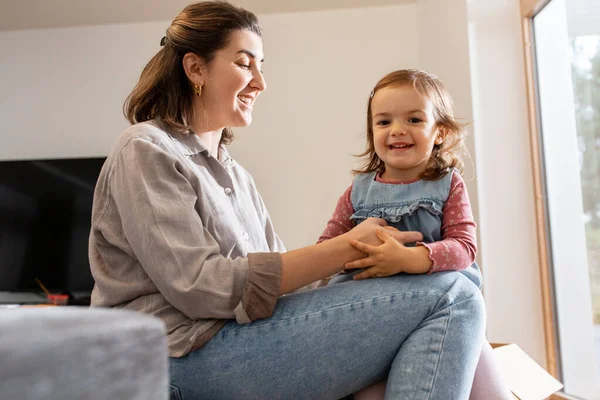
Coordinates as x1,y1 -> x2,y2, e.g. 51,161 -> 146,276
47,294 -> 69,305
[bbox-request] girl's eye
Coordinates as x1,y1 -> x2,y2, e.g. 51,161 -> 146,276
376,120 -> 390,126
408,117 -> 423,124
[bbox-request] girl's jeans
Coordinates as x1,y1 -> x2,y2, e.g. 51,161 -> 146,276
169,270 -> 485,400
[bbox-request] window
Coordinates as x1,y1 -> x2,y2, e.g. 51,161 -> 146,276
522,0 -> 600,397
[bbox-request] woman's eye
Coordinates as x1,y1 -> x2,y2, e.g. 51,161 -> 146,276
238,63 -> 251,70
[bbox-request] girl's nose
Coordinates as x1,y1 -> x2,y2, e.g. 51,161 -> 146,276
390,122 -> 406,136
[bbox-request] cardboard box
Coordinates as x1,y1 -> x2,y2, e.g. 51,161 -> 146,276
490,343 -> 564,400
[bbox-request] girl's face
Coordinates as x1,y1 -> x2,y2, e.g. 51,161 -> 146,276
200,30 -> 266,130
371,84 -> 442,181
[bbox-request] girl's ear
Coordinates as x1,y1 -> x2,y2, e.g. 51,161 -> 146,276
434,128 -> 446,145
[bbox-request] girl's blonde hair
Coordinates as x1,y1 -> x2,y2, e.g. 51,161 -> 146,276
354,69 -> 466,180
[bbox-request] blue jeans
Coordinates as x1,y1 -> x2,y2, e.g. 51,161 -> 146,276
169,271 -> 485,399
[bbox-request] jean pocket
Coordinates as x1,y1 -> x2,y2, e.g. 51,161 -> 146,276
169,384 -> 183,400
461,263 -> 483,290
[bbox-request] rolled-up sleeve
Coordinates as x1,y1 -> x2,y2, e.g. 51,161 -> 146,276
108,137 -> 281,322
234,253 -> 282,323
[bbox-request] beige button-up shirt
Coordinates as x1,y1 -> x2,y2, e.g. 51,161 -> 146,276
89,120 -> 284,357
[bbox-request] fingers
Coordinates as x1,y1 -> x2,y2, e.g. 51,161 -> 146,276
377,228 -> 422,247
375,228 -> 394,243
353,267 -> 381,280
388,230 -> 423,244
349,239 -> 378,254
404,231 -> 424,243
345,256 -> 375,269
377,225 -> 423,243
363,217 -> 388,227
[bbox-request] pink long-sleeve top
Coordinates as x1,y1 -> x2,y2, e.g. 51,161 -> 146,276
318,170 -> 477,273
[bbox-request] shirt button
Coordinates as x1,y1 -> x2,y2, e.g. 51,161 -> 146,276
224,187 -> 232,195
243,232 -> 249,241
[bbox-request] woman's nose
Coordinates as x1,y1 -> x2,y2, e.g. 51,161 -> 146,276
251,69 -> 266,92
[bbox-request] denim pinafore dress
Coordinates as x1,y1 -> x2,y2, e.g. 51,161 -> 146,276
332,170 -> 482,288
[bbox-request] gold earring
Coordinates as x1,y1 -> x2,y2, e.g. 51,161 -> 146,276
194,84 -> 202,97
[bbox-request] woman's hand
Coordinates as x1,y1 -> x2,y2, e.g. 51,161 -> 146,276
342,217 -> 388,245
345,228 -> 432,280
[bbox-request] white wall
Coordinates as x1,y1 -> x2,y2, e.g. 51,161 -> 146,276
0,4 -> 418,249
416,0 -> 480,234
466,0 -> 546,365
0,21 -> 170,160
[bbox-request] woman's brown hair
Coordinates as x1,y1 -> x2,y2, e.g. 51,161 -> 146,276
124,1 -> 261,144
355,69 -> 466,180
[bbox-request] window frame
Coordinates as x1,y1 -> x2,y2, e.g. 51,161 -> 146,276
520,0 -> 560,381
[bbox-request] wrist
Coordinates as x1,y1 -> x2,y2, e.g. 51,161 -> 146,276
406,246 -> 433,274
326,233 -> 364,267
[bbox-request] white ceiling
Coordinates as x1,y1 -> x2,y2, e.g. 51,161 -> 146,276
1,0 -> 415,31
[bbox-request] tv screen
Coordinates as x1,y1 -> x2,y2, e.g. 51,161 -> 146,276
0,157 -> 106,297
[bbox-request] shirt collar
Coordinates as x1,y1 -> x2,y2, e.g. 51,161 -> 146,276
152,118 -> 207,156
169,130 -> 208,157
219,145 -> 233,165
152,119 -> 234,165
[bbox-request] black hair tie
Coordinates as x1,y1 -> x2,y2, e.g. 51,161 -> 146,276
160,36 -> 167,46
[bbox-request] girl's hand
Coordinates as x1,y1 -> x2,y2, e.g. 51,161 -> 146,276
345,228 -> 432,280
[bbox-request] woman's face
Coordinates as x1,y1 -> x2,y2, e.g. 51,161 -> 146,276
200,30 -> 266,130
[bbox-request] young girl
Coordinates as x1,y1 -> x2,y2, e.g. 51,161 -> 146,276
319,69 -> 512,399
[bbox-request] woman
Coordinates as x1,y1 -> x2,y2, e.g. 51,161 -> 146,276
89,2 -> 485,399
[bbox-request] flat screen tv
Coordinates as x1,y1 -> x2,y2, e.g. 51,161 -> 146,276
0,157 -> 106,301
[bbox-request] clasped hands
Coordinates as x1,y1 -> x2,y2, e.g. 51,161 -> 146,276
342,217 -> 432,280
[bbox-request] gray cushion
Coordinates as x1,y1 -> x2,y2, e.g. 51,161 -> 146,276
0,307 -> 168,400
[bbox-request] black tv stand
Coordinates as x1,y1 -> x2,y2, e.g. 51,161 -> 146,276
0,291 -> 92,306
0,291 -> 47,305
